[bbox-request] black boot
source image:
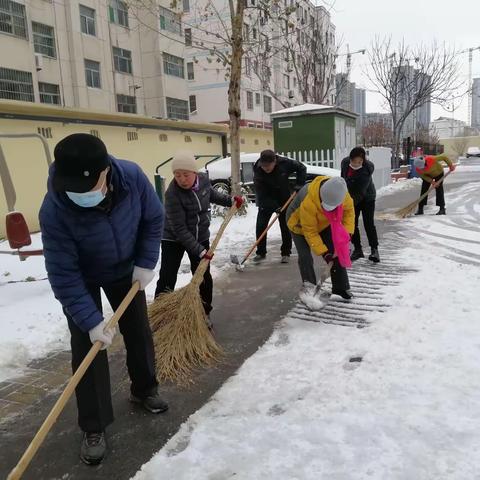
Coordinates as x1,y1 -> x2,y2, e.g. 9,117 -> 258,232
130,389 -> 169,414
80,431 -> 106,465
332,289 -> 354,300
368,248 -> 380,263
415,206 -> 424,216
350,247 -> 364,262
252,254 -> 266,263
436,207 -> 446,215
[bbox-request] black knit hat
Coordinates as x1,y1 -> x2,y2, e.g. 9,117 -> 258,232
53,134 -> 110,193
259,149 -> 277,163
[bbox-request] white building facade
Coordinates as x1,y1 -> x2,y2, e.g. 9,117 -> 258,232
430,117 -> 466,139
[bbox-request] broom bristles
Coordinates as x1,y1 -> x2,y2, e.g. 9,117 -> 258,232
149,259 -> 223,384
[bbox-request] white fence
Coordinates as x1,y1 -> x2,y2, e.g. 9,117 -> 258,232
280,148 -> 350,170
280,146 -> 392,189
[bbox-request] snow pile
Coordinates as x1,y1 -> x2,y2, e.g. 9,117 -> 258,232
133,214 -> 480,479
376,177 -> 422,199
298,283 -> 329,310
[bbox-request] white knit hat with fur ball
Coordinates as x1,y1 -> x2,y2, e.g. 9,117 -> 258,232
171,150 -> 198,173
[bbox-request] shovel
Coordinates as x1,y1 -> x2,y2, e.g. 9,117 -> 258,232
231,191 -> 297,271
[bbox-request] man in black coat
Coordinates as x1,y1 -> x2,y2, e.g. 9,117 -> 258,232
253,149 -> 306,263
340,147 -> 380,263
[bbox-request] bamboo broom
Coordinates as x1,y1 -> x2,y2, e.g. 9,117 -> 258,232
396,170 -> 452,218
149,204 -> 238,384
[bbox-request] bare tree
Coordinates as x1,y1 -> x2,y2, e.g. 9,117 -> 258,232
361,120 -> 393,147
129,0 -> 304,195
366,37 -> 461,167
415,123 -> 439,145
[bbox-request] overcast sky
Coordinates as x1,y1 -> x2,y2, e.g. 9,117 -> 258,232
331,0 -> 480,123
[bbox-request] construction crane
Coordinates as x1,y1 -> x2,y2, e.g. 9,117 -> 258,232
467,46 -> 480,126
336,45 -> 366,80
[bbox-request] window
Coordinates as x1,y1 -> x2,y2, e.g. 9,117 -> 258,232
90,129 -> 100,138
255,92 -> 261,105
252,27 -> 257,40
0,67 -> 34,101
245,57 -> 251,76
159,133 -> 168,142
163,52 -> 184,78
253,59 -> 258,74
0,0 -> 27,38
186,61 -> 194,80
184,135 -> 192,142
117,94 -> 136,113
84,59 -> 101,88
293,77 -> 297,87
159,6 -> 181,36
189,94 -> 196,113
263,95 -> 272,113
283,74 -> 290,89
184,27 -> 192,46
243,23 -> 249,41
246,91 -> 253,110
113,47 -> 132,74
127,131 -> 138,141
182,0 -> 190,12
284,47 -> 289,62
206,136 -> 212,143
39,82 -> 60,104
37,127 -> 53,138
109,0 -> 129,28
80,5 -> 96,36
166,97 -> 188,120
32,22 -> 56,58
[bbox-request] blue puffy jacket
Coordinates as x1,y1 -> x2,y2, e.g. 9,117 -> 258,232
39,157 -> 164,332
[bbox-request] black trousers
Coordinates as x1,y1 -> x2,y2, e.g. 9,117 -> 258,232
419,172 -> 445,208
320,227 -> 350,292
66,277 -> 158,433
351,200 -> 379,249
155,240 -> 213,315
256,208 -> 292,257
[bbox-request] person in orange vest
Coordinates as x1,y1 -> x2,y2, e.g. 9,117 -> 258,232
413,154 -> 455,215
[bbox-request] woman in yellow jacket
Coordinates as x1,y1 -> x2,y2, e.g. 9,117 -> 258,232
287,176 -> 355,299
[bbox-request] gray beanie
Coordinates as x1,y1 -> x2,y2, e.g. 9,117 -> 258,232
320,177 -> 347,211
171,150 -> 198,173
413,157 -> 425,169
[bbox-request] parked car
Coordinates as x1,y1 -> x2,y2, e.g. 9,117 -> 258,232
466,147 -> 480,158
201,153 -> 340,200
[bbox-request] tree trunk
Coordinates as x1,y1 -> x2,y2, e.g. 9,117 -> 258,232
228,4 -> 244,196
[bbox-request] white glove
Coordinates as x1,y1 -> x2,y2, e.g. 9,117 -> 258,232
132,266 -> 155,290
89,321 -> 115,350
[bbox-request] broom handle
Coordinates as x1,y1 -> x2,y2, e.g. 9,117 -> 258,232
208,204 -> 239,255
7,281 -> 140,480
240,191 -> 297,264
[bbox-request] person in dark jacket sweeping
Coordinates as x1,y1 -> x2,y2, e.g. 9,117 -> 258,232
253,150 -> 306,264
155,151 -> 243,325
341,147 -> 380,263
39,134 -> 167,466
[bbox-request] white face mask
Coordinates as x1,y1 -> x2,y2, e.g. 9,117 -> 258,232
349,163 -> 363,170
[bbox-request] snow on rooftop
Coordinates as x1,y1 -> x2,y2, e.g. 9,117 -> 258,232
271,103 -> 333,115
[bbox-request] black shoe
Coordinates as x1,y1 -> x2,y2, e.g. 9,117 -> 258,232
206,315 -> 214,332
436,207 -> 446,215
281,255 -> 290,264
80,431 -> 106,465
130,390 -> 169,414
350,248 -> 364,261
414,207 -> 424,216
368,248 -> 380,263
252,254 -> 266,263
332,289 -> 354,300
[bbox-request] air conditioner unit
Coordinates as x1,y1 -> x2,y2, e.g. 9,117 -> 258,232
288,90 -> 294,98
34,54 -> 43,72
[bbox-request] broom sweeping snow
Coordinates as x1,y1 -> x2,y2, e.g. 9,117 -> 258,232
149,204 -> 238,384
395,170 -> 452,218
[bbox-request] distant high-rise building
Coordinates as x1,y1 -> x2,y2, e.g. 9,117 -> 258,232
335,73 -> 365,132
472,78 -> 480,128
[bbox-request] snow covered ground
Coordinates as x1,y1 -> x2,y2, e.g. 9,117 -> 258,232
0,205 -> 271,382
133,181 -> 480,480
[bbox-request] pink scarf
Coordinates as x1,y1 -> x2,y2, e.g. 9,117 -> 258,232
322,205 -> 352,268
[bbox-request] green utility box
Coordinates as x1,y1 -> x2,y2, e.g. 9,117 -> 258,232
271,104 -> 357,165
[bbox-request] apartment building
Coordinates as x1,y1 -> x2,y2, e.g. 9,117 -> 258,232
182,0 -> 336,128
0,0 -> 189,118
